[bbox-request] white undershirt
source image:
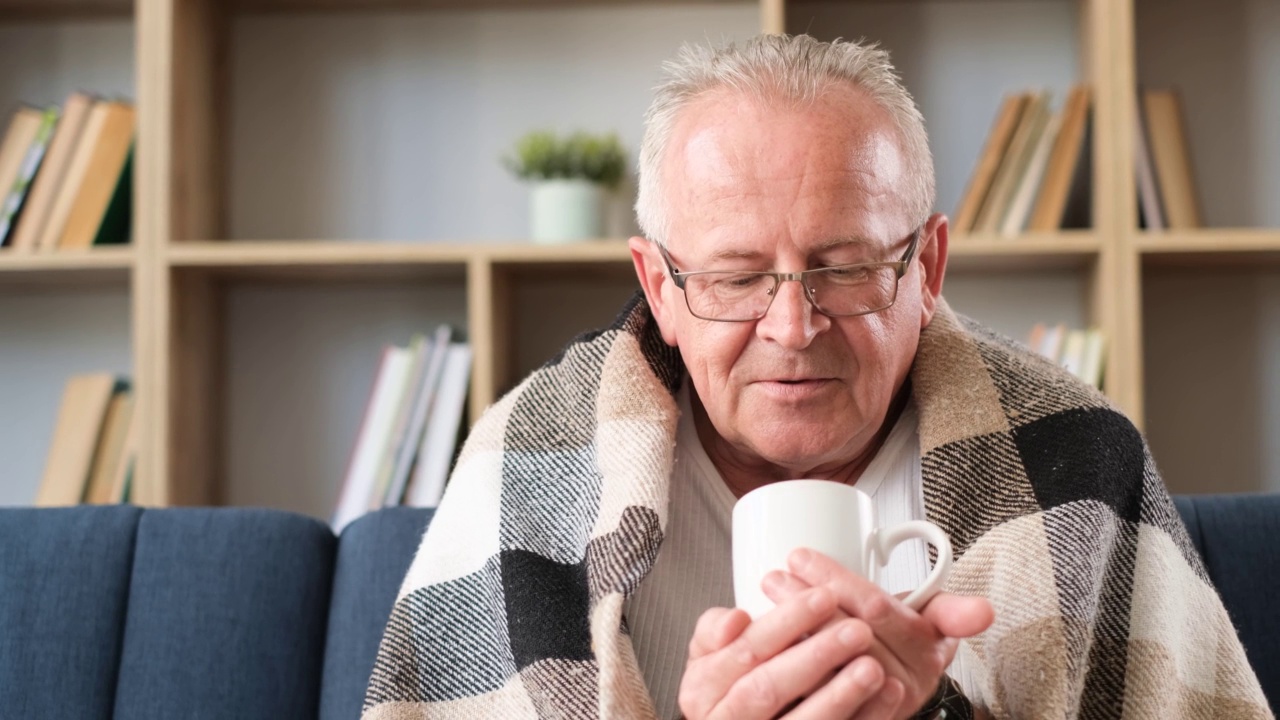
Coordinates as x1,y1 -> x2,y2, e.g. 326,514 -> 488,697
624,383 -> 977,719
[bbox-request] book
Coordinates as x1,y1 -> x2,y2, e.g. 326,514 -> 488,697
58,102 -> 135,249
10,92 -> 95,252
405,342 -> 474,509
999,99 -> 1064,237
366,334 -> 431,512
36,373 -> 124,506
106,398 -> 140,503
953,92 -> 1029,234
974,91 -> 1051,234
37,100 -> 109,251
1028,85 -> 1091,232
1134,88 -> 1165,231
90,144 -> 132,246
1143,88 -> 1202,229
83,386 -> 134,504
0,107 -> 57,247
1078,329 -> 1106,389
1037,323 -> 1066,363
332,345 -> 415,532
0,106 -> 46,243
383,325 -> 454,508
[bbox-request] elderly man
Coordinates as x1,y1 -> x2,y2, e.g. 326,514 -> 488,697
362,35 -> 1270,720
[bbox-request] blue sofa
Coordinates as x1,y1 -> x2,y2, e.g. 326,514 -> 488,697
0,496 -> 1275,718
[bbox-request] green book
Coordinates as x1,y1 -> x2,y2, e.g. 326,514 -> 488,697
0,106 -> 58,246
92,141 -> 133,246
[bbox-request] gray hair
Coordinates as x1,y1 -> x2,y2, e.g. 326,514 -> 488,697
635,34 -> 935,246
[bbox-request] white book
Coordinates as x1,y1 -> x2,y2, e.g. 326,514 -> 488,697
383,324 -> 454,507
406,343 -> 473,509
1078,330 -> 1107,388
332,345 -> 413,533
1059,329 -> 1088,379
1038,324 -> 1066,363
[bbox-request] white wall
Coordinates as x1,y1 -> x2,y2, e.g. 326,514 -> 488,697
228,6 -> 762,241
0,21 -> 134,503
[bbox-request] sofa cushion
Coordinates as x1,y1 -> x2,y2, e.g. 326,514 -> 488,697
112,508 -> 336,720
321,506 -> 433,720
0,506 -> 143,720
1175,493 -> 1280,712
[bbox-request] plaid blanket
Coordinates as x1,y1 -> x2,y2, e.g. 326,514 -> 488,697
362,294 -> 1272,719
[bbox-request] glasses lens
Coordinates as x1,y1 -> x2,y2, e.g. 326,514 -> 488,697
684,272 -> 776,321
805,264 -> 898,316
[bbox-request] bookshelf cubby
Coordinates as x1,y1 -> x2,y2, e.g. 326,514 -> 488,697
4,0 -> 1279,517
1124,0 -> 1280,496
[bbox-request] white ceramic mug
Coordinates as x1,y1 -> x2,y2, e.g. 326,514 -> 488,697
732,480 -> 953,618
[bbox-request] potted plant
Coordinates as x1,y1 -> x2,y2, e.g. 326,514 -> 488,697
504,130 -> 626,244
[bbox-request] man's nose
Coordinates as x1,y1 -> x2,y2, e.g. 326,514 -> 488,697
755,278 -> 829,349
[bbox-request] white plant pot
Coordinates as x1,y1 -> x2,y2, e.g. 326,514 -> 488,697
530,179 -> 605,244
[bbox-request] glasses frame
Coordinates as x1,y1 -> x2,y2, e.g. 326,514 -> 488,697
656,227 -> 923,322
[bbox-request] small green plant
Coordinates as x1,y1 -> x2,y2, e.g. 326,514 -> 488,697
504,131 -> 627,190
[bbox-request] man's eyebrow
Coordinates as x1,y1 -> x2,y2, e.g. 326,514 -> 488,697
814,237 -> 878,252
704,248 -> 766,263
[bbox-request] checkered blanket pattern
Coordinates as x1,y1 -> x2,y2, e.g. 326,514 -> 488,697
361,294 -> 1271,719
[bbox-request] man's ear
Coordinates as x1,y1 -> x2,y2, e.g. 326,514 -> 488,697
629,236 -> 680,346
916,213 -> 949,329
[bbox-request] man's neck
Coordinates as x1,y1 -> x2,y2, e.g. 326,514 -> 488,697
689,384 -> 910,499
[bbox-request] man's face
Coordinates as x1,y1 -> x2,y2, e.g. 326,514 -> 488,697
632,87 -> 946,474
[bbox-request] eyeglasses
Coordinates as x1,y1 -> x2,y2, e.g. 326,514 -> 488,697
657,228 -> 922,322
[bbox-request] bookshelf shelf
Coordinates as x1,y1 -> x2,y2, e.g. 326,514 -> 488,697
0,248 -> 134,288
0,0 -> 131,20
1137,230 -> 1280,265
948,231 -> 1101,271
234,0 -> 754,12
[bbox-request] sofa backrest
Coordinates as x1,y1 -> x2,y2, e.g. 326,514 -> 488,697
0,506 -> 338,720
1174,493 -> 1280,713
1,498 -> 1275,718
321,507 -> 432,720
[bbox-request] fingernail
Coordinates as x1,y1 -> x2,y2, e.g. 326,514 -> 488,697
852,659 -> 882,688
762,570 -> 785,590
790,548 -> 812,571
838,622 -> 863,647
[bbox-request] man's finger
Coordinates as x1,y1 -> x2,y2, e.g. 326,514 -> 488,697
781,656 -> 886,720
787,549 -> 949,705
920,593 -> 995,639
711,618 -> 874,720
689,607 -> 750,660
849,677 -> 905,720
681,586 -> 838,719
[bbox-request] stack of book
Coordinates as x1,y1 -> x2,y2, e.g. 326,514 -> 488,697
1027,324 -> 1105,389
953,85 -> 1092,237
1134,87 -> 1201,230
331,325 -> 473,532
35,373 -> 137,506
0,92 -> 135,252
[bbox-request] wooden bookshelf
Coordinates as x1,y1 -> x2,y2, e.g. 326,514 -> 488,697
5,0 -> 1278,510
1138,230 -> 1280,265
0,248 -> 135,288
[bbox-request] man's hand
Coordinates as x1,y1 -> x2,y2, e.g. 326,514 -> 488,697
762,548 -> 994,719
678,585 -> 906,719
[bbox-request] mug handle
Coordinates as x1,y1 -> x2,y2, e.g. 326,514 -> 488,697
871,521 -> 953,611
